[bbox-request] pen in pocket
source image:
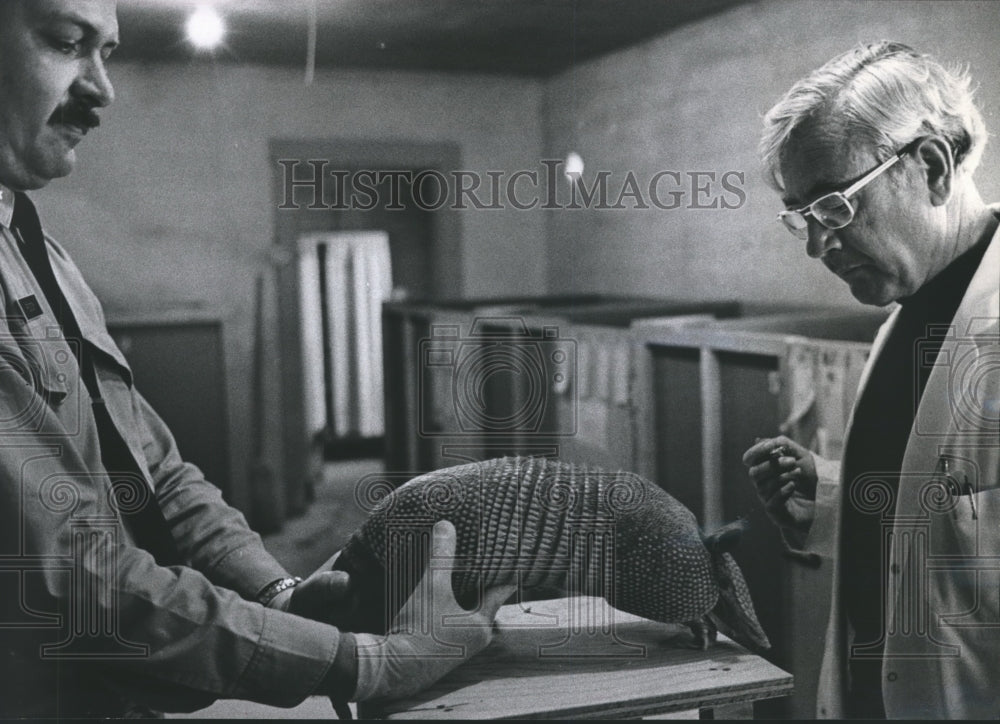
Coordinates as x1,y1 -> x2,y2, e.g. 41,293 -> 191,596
963,475 -> 978,520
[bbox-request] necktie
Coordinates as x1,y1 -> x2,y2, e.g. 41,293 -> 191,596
11,193 -> 182,567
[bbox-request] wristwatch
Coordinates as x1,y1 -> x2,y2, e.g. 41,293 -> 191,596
256,576 -> 302,606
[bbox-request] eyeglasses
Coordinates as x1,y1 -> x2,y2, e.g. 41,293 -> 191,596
777,139 -> 919,240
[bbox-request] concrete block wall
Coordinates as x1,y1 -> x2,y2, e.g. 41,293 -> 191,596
34,63 -> 546,514
543,0 -> 1000,308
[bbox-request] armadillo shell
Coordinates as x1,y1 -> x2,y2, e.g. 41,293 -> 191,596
335,457 -> 720,634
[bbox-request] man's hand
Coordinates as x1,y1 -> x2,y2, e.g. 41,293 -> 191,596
263,555 -> 357,628
350,520 -> 517,702
743,436 -> 817,542
285,568 -> 357,626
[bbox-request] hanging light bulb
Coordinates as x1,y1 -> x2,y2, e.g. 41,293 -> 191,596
304,0 -> 317,85
564,151 -> 584,182
186,5 -> 225,50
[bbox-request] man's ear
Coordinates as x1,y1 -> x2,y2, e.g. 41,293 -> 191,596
916,136 -> 954,206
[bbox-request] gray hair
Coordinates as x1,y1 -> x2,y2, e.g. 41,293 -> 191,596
759,41 -> 988,190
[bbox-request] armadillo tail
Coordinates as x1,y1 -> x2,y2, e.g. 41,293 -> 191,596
707,551 -> 770,652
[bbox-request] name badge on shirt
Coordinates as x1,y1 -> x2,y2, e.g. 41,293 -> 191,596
14,294 -> 43,321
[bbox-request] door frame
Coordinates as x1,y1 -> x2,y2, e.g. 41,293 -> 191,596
268,138 -> 463,517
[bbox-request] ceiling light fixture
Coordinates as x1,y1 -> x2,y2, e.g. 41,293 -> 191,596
564,151 -> 584,182
186,5 -> 226,50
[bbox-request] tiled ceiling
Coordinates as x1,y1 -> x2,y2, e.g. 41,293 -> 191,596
114,0 -> 752,76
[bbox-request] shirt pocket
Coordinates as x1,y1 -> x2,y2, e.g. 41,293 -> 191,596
0,328 -> 74,426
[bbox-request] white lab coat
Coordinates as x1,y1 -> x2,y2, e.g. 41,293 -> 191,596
801,219 -> 999,719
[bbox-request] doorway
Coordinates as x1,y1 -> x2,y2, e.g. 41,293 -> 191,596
269,138 -> 462,516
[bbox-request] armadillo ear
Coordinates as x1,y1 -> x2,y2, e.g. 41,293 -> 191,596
703,518 -> 748,554
709,551 -> 771,652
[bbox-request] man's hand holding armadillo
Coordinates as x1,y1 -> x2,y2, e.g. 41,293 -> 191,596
286,568 -> 357,626
351,520 -> 517,701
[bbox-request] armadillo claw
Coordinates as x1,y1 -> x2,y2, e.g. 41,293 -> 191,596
684,617 -> 718,650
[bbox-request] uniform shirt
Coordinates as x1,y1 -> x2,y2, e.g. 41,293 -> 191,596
0,184 -> 344,717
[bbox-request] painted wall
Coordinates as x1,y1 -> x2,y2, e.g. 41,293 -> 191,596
543,0 -> 1000,308
34,62 -> 546,513
27,0 -> 1000,517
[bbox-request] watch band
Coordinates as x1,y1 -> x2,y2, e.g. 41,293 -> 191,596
256,576 -> 302,606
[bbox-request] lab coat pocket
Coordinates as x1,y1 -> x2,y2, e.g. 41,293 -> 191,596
949,484 -> 1000,560
942,484 -> 1000,633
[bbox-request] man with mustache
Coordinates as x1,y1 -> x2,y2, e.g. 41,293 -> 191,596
743,42 -> 999,718
0,0 -> 514,717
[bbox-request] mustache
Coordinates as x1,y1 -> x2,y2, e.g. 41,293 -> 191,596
51,101 -> 101,130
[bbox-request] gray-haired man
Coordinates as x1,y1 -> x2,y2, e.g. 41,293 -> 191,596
744,41 -> 998,719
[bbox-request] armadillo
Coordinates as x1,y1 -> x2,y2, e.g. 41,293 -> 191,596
331,456 -> 769,652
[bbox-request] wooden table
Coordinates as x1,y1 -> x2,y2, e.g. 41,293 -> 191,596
360,596 -> 793,720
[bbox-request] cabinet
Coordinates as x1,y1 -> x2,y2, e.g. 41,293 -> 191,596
382,296 -> 742,474
107,318 -> 231,501
632,307 -> 890,718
